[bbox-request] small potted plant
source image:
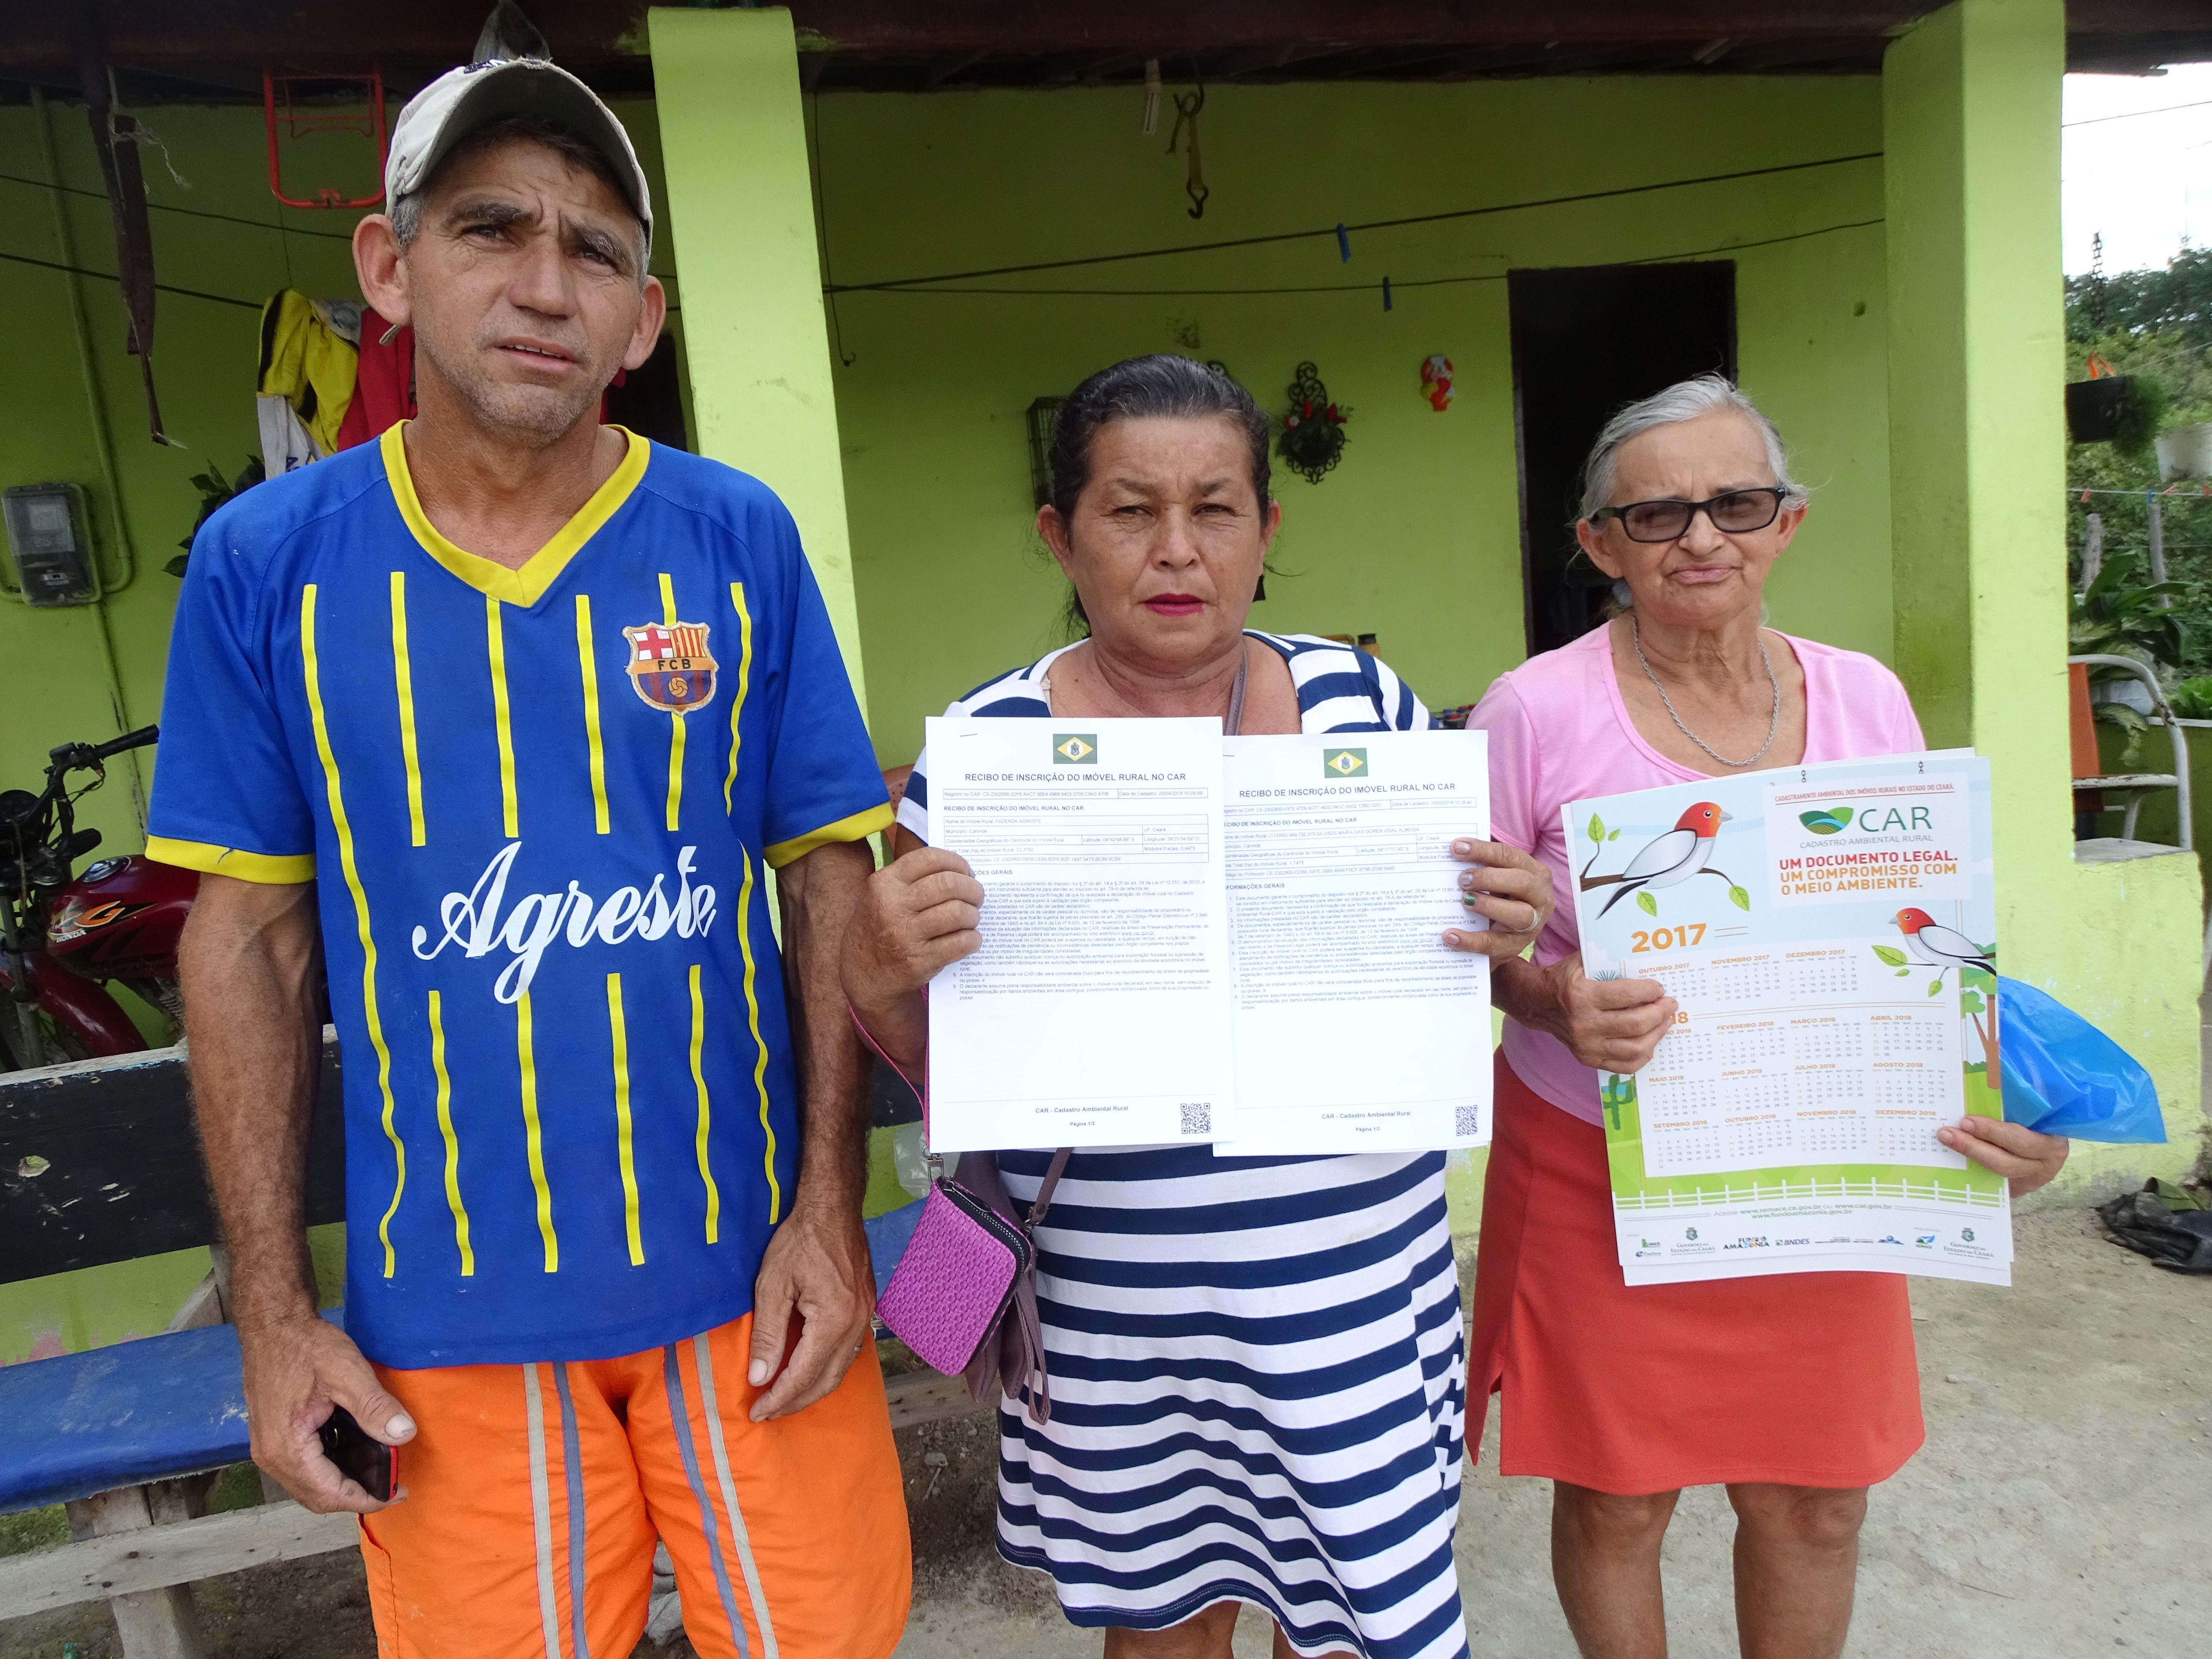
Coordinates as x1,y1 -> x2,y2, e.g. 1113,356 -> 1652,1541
2071,551 -> 2192,763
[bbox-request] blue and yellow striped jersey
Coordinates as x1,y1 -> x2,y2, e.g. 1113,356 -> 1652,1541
148,425 -> 891,1368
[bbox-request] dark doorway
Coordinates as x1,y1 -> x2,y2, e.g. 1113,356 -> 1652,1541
1508,262 -> 1737,657
606,331 -> 692,452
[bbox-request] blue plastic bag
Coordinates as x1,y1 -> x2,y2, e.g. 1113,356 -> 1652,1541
1997,976 -> 2166,1143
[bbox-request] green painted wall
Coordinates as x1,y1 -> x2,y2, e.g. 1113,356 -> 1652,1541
651,8 -> 870,698
1884,0 -> 2204,1199
0,93 -> 682,859
0,78 -> 1892,827
808,76 -> 1892,764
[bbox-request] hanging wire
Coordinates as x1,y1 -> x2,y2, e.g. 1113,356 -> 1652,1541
0,169 -> 357,240
0,246 -> 259,309
106,68 -> 192,192
835,216 -> 1882,299
2064,97 -> 2212,128
805,84 -> 856,365
823,150 -> 1880,294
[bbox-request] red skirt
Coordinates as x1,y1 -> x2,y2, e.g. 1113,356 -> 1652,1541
1469,1056 -> 1924,1493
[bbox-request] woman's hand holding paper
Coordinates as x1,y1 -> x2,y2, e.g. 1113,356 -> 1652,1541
1443,837 -> 1555,962
841,844 -> 984,1073
1938,1114 -> 2070,1199
1500,950 -> 1677,1075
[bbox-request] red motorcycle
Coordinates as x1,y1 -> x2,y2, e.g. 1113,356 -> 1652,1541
0,728 -> 195,1071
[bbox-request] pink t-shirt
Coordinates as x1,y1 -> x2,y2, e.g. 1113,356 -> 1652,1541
1471,623 -> 1928,1124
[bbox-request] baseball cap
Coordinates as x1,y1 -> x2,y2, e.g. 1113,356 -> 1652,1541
385,56 -> 653,250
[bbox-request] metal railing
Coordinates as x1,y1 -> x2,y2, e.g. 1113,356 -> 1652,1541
2069,654 -> 2192,851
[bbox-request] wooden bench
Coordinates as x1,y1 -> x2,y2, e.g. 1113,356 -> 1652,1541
0,1041 -> 959,1656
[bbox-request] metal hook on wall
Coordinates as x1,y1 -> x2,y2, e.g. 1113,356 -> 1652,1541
1166,74 -> 1208,219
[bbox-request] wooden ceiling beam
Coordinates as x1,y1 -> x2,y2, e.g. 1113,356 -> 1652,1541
2,1 -> 2204,90
0,2 -> 1944,77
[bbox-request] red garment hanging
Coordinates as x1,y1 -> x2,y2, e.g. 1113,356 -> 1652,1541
332,310 -> 625,450
335,308 -> 415,450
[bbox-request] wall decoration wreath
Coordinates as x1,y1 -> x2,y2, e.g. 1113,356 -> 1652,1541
1279,361 -> 1349,483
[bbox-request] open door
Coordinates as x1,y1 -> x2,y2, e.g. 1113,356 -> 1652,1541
1508,262 -> 1737,658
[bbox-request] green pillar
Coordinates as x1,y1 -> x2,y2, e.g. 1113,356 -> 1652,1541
1885,0 -> 2068,795
648,7 -> 868,710
1885,0 -> 2203,1192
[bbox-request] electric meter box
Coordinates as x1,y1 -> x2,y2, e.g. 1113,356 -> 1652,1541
2,484 -> 99,607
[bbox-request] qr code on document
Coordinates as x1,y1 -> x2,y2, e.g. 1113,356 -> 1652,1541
1454,1103 -> 1483,1138
1179,1102 -> 1212,1135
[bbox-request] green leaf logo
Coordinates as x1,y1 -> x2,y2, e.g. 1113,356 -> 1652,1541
1588,814 -> 1605,845
1872,945 -> 1908,967
1635,890 -> 1658,917
1728,885 -> 1750,911
1799,808 -> 1854,835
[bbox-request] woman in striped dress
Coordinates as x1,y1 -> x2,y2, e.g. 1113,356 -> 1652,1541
843,356 -> 1554,1659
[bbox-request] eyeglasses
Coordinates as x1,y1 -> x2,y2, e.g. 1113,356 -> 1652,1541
1590,488 -> 1790,543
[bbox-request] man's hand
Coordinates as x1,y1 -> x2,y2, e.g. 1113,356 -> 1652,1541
747,1200 -> 875,1421
761,838 -> 878,1422
1938,1115 -> 2071,1198
1502,952 -> 1678,1074
240,1313 -> 416,1513
850,844 -> 984,995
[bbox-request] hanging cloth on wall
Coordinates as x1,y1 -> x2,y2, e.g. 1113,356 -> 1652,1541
256,290 -> 361,471
335,306 -> 417,451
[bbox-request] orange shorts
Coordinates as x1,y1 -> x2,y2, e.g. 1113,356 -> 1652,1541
358,1313 -> 910,1659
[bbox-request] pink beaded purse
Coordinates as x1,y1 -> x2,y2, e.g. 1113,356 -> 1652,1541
855,1007 -> 1071,1420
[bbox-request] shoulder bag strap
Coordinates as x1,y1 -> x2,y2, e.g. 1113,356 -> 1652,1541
1025,1147 -> 1074,1228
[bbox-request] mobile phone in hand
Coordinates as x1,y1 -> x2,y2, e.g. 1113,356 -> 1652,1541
318,1406 -> 396,1502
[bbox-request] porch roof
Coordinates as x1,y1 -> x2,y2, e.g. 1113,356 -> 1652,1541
3,0 -> 2207,104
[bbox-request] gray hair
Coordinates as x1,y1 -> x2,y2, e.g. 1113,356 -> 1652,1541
1577,373 -> 1806,523
389,114 -> 649,283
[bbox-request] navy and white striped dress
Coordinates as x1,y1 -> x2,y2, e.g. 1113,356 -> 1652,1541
900,632 -> 1469,1659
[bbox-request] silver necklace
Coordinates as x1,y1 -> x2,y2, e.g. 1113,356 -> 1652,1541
1630,614 -> 1779,769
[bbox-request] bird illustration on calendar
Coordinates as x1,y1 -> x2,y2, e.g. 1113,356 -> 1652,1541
1577,801 -> 1752,918
1878,906 -> 2002,1091
1564,753 -> 2008,1288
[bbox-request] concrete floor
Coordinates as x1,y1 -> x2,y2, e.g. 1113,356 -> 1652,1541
5,1211 -> 2206,1659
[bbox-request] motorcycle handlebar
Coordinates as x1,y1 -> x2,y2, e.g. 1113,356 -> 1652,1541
93,725 -> 160,760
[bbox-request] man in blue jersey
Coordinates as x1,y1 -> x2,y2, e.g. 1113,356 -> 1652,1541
153,53 -> 908,1659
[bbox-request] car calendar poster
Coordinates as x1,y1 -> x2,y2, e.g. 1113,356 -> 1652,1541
1563,753 -> 2010,1287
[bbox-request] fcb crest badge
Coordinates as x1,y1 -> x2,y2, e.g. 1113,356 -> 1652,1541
623,620 -> 719,713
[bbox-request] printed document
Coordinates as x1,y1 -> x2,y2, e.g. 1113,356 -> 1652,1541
1216,729 -> 1492,1153
925,717 -> 1235,1151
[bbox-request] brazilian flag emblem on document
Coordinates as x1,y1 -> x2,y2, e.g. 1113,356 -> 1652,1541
1323,747 -> 1368,778
1054,733 -> 1098,764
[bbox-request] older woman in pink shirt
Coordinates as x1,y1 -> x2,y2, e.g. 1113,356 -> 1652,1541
1467,375 -> 2069,1659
